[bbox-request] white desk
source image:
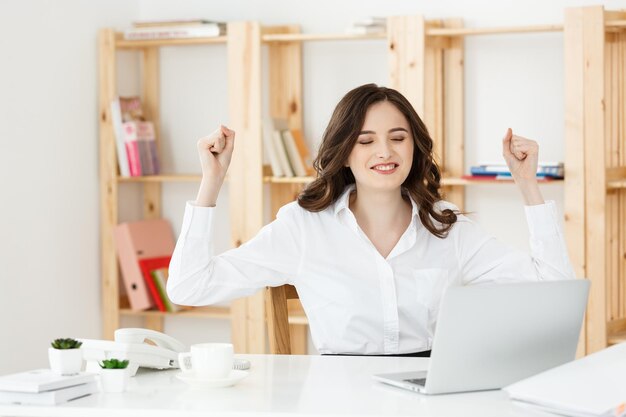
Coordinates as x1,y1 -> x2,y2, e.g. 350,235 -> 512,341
0,354 -> 548,417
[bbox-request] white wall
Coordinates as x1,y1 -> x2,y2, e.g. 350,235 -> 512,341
0,0 -> 140,374
1,0 -> 623,374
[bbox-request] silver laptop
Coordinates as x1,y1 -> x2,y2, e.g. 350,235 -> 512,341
373,280 -> 589,395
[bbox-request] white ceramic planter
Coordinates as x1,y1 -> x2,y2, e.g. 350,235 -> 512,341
48,348 -> 83,375
100,368 -> 130,393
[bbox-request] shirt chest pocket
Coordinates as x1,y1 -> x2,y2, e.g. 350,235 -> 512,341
412,268 -> 449,316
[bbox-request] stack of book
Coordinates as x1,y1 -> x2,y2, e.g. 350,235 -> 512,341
263,119 -> 314,178
464,162 -> 564,180
124,19 -> 227,40
110,96 -> 160,177
113,218 -> 181,312
345,17 -> 387,35
0,370 -> 97,405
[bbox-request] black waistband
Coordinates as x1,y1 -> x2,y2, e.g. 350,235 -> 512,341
322,350 -> 431,358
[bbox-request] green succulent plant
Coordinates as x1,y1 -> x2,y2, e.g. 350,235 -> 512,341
50,338 -> 83,350
99,358 -> 129,369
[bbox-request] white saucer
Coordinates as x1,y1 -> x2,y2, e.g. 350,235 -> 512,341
176,370 -> 249,389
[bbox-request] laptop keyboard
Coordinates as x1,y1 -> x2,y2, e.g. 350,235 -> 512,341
404,378 -> 427,386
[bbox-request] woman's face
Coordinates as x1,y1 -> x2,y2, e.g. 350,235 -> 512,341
346,101 -> 414,193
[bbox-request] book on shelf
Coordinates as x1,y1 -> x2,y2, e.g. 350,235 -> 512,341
132,19 -> 225,28
111,96 -> 160,177
152,267 -> 181,312
124,23 -> 226,40
469,162 -> 564,179
113,219 -> 175,311
346,16 -> 386,35
263,122 -> 284,177
0,369 -> 96,394
270,118 -> 313,178
138,256 -> 179,313
461,174 -> 555,182
271,118 -> 295,177
110,98 -> 130,177
123,121 -> 159,176
281,130 -> 308,177
0,381 -> 98,406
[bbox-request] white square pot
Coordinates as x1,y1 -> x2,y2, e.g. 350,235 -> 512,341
100,368 -> 130,393
48,348 -> 83,375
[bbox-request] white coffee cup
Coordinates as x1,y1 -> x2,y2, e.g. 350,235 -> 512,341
178,343 -> 233,379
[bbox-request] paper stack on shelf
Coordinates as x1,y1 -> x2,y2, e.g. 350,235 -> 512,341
346,17 -> 387,35
0,369 -> 97,406
124,19 -> 226,40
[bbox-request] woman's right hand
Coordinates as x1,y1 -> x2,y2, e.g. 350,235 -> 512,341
197,125 -> 235,180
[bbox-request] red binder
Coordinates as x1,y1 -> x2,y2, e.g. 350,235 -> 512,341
113,219 -> 175,311
138,256 -> 172,312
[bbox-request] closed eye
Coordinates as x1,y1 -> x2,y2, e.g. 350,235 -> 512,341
358,140 -> 373,145
391,137 -> 405,142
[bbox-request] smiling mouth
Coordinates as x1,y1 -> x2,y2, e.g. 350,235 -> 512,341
371,163 -> 399,172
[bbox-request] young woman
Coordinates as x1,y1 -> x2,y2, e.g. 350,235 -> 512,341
167,84 -> 575,356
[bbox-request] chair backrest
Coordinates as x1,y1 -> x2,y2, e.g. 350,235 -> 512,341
265,284 -> 300,354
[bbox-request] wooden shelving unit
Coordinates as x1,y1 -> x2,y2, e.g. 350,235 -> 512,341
564,6 -> 626,354
99,6 -> 625,356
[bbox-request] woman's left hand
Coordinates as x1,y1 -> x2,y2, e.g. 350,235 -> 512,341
502,128 -> 539,182
502,128 -> 544,205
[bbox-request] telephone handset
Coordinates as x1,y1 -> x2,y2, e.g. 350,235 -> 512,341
80,328 -> 187,376
114,328 -> 187,353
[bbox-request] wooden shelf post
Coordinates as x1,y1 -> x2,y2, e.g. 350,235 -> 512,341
99,28 -> 120,340
227,21 -> 266,353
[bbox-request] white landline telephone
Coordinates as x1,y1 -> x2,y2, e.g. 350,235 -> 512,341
79,328 -> 186,376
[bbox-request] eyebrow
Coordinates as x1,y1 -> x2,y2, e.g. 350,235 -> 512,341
359,127 -> 409,135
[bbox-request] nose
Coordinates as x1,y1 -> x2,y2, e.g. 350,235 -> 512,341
376,140 -> 392,159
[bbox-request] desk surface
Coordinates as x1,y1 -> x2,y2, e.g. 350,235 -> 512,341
0,354 -> 547,417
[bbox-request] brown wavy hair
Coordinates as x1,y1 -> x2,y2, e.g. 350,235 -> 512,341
297,83 -> 457,238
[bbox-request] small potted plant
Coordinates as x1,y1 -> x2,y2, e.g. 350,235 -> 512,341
49,338 -> 83,375
99,359 -> 130,393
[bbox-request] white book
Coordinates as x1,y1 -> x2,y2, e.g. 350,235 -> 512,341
124,24 -> 223,40
0,369 -> 96,393
272,130 -> 294,177
352,17 -> 387,27
110,98 -> 131,177
504,342 -> 626,417
0,381 -> 98,406
281,130 -> 307,177
263,123 -> 284,177
345,25 -> 386,35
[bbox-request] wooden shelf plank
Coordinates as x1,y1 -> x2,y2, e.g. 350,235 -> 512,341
115,34 -> 227,49
120,306 -> 230,319
117,174 -> 202,183
608,180 -> 626,189
427,24 -> 563,37
608,330 -> 626,345
262,33 -> 386,42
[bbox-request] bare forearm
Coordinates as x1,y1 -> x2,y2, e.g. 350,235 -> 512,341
516,179 -> 544,206
195,176 -> 224,207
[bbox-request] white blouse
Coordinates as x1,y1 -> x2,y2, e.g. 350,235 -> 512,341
167,185 -> 576,355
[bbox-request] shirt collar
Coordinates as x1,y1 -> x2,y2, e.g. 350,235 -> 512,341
332,185 -> 420,224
